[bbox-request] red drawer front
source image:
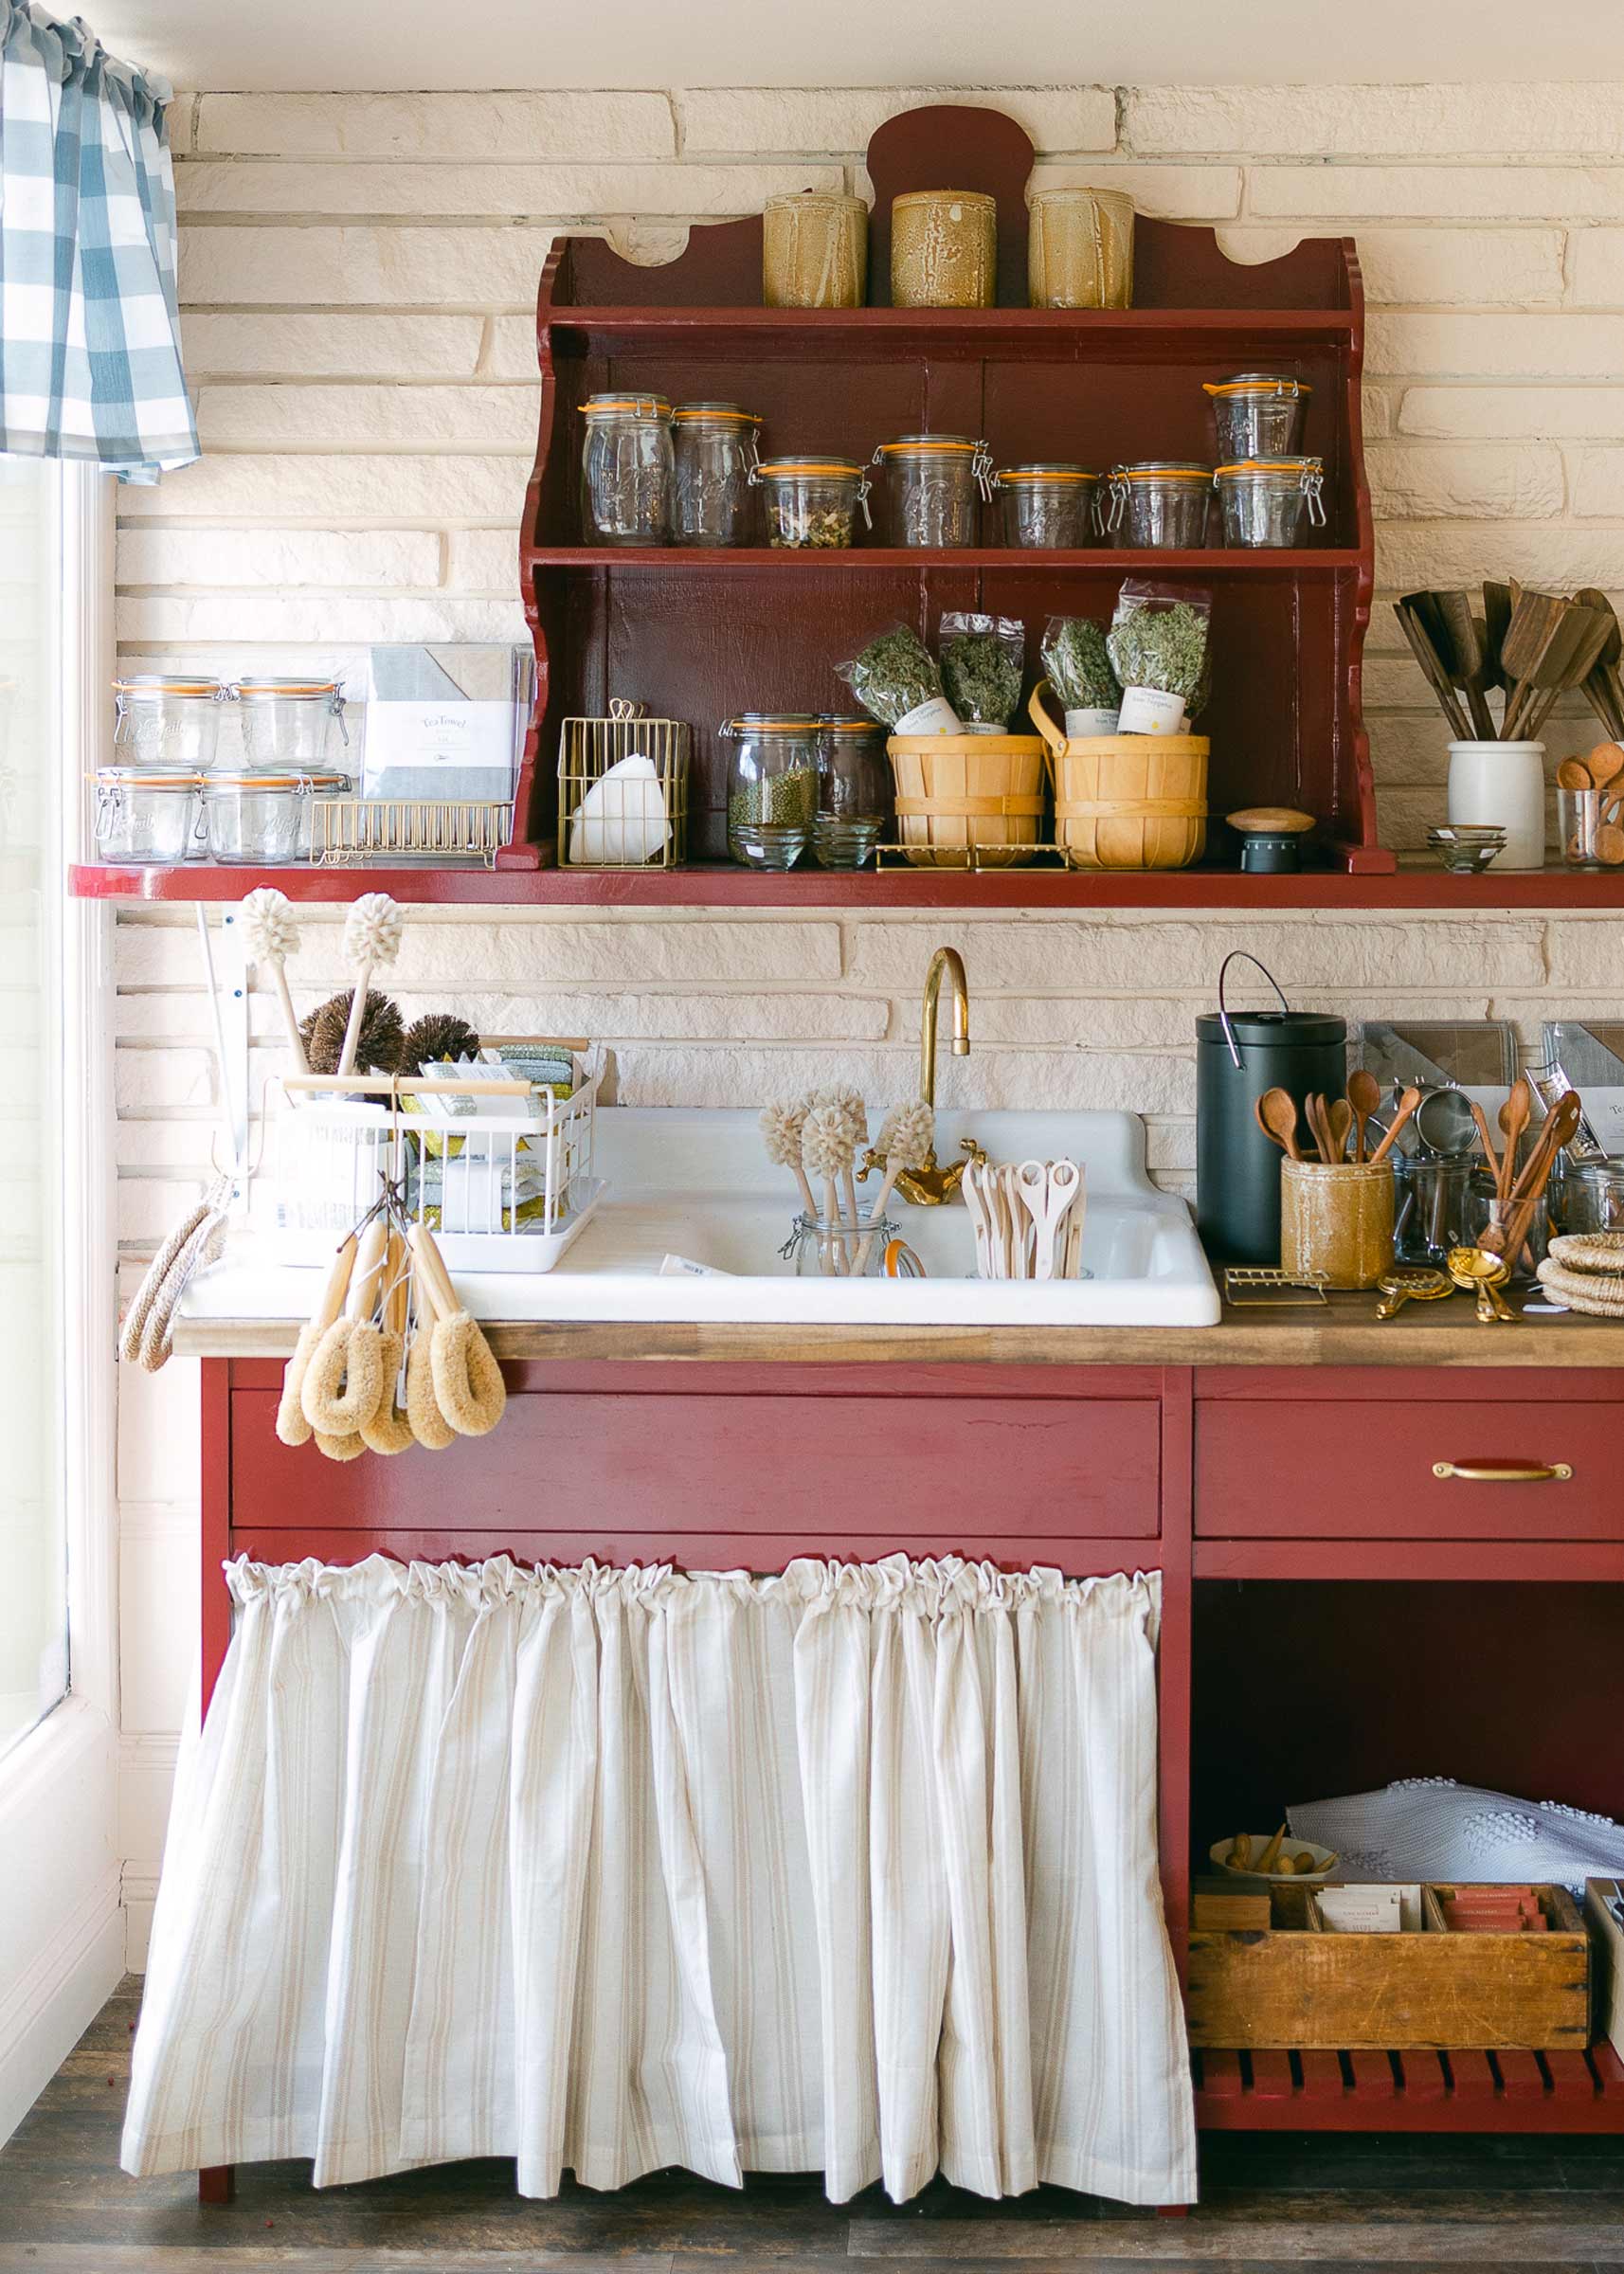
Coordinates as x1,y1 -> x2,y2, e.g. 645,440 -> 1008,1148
1197,1399 -> 1623,1539
231,1389 -> 1162,1540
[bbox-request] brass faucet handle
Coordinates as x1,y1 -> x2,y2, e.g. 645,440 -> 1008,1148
959,1136 -> 990,1169
856,1146 -> 886,1183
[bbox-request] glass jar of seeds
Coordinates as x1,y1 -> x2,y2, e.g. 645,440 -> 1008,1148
722,715 -> 821,869
871,433 -> 994,548
814,715 -> 891,869
750,455 -> 871,549
993,463 -> 1100,549
672,402 -> 762,546
580,392 -> 674,545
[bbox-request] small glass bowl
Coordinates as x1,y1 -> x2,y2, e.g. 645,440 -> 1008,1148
1428,824 -> 1507,874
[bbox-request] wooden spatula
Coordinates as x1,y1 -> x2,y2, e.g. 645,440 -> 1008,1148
1435,590 -> 1497,739
1499,587 -> 1573,740
1395,600 -> 1471,739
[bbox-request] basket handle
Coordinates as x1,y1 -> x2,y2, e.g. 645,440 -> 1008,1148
1027,678 -> 1066,789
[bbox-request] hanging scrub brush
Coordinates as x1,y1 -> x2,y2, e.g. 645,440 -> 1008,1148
338,893 -> 404,1076
300,988 -> 406,1077
802,1102 -> 857,1274
240,887 -> 307,1074
401,1010 -> 479,1072
760,1098 -> 820,1225
852,1100 -> 935,1274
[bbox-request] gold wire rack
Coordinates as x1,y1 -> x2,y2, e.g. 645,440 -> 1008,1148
558,698 -> 690,869
308,799 -> 514,867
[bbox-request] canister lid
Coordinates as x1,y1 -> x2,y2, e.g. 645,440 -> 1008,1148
673,402 -> 762,424
995,462 -> 1097,483
875,434 -> 983,456
1196,1009 -> 1347,1047
112,675 -> 222,697
892,190 -> 996,212
204,770 -> 350,790
1203,374 -> 1312,398
722,714 -> 823,734
582,392 -> 672,420
92,767 -> 205,789
755,454 -> 862,478
233,676 -> 343,700
1215,456 -> 1324,479
1114,460 -> 1212,481
818,714 -> 885,734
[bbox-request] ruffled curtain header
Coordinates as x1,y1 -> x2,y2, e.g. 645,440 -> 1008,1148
0,4 -> 198,480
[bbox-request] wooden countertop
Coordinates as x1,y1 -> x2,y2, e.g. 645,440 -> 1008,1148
172,1295 -> 1624,1368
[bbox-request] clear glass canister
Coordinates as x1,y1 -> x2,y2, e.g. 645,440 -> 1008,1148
1554,1158 -> 1624,1236
233,677 -> 349,772
203,770 -> 347,864
93,769 -> 203,863
580,391 -> 674,545
1203,374 -> 1311,462
1464,1169 -> 1552,1282
672,402 -> 761,547
1107,461 -> 1213,549
994,463 -> 1099,549
786,1212 -> 900,1276
815,715 -> 891,869
722,715 -> 821,870
1214,458 -> 1326,548
112,677 -> 226,772
750,456 -> 870,549
872,434 -> 993,548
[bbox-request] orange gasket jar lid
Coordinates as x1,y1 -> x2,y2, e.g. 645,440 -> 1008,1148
582,391 -> 672,421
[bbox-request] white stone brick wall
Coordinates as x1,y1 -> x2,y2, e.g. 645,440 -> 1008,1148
114,81 -> 1624,1963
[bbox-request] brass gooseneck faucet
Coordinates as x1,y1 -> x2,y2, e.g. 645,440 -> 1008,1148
861,944 -> 987,1205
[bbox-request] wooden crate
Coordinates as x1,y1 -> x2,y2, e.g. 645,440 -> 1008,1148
1187,1882 -> 1589,2050
1586,1879 -> 1624,2061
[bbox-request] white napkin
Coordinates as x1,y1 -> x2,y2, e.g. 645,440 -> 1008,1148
569,752 -> 670,864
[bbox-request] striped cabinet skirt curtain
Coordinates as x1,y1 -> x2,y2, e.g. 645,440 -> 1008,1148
121,1554 -> 1196,2207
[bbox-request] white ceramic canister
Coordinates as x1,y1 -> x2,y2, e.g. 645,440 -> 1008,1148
1447,740 -> 1546,871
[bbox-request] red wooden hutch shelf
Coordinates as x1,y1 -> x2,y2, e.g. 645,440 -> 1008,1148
68,859 -> 1624,908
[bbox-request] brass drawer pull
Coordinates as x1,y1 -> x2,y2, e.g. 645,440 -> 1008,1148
1432,1460 -> 1573,1483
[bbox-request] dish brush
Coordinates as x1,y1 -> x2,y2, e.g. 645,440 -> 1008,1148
338,893 -> 404,1077
802,1102 -> 857,1273
853,1101 -> 934,1272
759,1099 -> 820,1224
241,887 -> 307,1073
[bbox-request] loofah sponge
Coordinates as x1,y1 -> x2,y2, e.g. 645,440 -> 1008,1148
300,988 -> 405,1076
402,1011 -> 479,1071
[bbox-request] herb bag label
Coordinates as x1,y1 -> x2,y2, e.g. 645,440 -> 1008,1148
893,694 -> 962,735
1065,706 -> 1122,738
1117,685 -> 1188,735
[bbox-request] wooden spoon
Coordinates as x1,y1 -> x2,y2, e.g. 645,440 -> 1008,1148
1557,758 -> 1597,792
1305,1092 -> 1336,1164
1497,1075 -> 1532,1204
1468,1098 -> 1503,1187
1255,1088 -> 1304,1163
1367,1085 -> 1423,1165
1346,1068 -> 1381,1165
1326,1098 -> 1355,1164
1587,741 -> 1624,790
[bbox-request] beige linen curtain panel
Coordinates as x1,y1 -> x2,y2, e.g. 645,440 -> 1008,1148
122,1554 -> 1195,2207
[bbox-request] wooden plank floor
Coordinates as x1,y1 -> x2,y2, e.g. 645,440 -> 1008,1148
7,1978 -> 1624,2269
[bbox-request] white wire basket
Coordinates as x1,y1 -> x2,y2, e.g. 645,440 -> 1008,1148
270,1050 -> 606,1273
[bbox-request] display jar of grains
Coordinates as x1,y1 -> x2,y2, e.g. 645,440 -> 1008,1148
762,190 -> 868,308
580,392 -> 674,545
871,433 -> 993,548
750,455 -> 871,549
672,402 -> 762,547
993,463 -> 1100,550
814,715 -> 892,869
722,714 -> 821,870
890,190 -> 997,308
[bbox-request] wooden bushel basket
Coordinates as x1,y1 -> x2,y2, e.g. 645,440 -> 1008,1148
886,732 -> 1047,867
1029,680 -> 1208,871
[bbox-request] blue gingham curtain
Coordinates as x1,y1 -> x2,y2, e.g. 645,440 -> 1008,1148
0,4 -> 196,481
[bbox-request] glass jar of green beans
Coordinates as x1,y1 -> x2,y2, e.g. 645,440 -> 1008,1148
721,715 -> 821,870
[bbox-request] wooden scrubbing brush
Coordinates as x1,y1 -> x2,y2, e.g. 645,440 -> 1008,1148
338,893 -> 404,1077
760,1099 -> 820,1224
853,1101 -> 934,1273
802,1103 -> 856,1273
300,988 -> 405,1077
811,1085 -> 868,1237
241,888 -> 307,1073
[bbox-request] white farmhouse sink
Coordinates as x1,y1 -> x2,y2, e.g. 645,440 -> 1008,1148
184,1107 -> 1220,1329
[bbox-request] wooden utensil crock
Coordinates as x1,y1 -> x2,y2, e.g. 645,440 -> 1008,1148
1279,1159 -> 1396,1290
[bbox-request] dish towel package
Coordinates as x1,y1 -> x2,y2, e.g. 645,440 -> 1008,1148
123,1554 -> 1195,2208
362,644 -> 530,802
1290,1777 -> 1624,1888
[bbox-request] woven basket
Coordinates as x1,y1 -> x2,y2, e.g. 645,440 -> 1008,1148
1029,681 -> 1207,872
886,732 -> 1046,867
